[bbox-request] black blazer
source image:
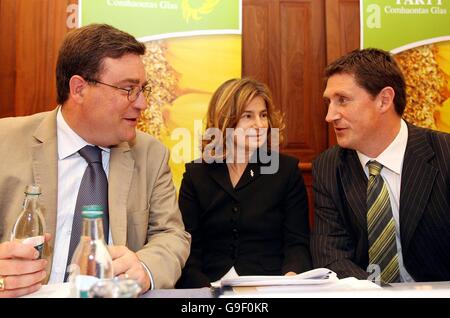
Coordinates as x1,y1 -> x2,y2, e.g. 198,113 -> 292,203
311,124 -> 450,281
176,153 -> 312,288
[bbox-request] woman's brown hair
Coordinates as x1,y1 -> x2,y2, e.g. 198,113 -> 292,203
202,78 -> 285,160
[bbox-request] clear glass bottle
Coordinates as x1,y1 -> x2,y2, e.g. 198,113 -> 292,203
11,184 -> 46,258
88,277 -> 142,298
68,205 -> 113,298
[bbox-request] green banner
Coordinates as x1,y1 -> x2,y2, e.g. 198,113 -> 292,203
80,0 -> 241,39
361,0 -> 450,133
361,0 -> 450,52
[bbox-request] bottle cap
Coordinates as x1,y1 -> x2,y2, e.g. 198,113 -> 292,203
82,205 -> 103,211
81,205 -> 104,219
24,184 -> 41,195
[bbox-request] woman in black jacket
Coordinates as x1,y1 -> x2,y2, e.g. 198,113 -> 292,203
176,78 -> 312,288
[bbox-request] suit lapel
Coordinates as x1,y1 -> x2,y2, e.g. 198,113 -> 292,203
400,124 -> 436,252
339,149 -> 368,231
206,163 -> 238,200
206,157 -> 264,197
32,108 -> 59,277
108,143 -> 135,245
235,162 -> 261,190
233,150 -> 264,190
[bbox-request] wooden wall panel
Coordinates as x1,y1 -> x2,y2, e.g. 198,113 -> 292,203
280,0 -> 327,162
0,0 -> 75,118
325,0 -> 360,146
0,0 -> 17,118
242,0 -> 281,121
242,1 -> 270,85
243,0 -> 327,163
16,0 -> 76,116
325,0 -> 360,63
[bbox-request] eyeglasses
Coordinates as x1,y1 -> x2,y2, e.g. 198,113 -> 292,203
86,78 -> 152,102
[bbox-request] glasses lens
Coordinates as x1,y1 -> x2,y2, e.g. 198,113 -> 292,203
128,86 -> 151,102
128,86 -> 141,102
143,86 -> 152,98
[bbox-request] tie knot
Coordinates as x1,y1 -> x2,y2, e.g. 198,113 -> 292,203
367,161 -> 383,176
79,145 -> 102,164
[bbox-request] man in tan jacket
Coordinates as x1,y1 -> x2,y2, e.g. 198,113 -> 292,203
0,24 -> 190,297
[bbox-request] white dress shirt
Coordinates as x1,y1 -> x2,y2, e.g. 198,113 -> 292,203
48,108 -> 111,284
357,119 -> 414,282
49,108 -> 154,289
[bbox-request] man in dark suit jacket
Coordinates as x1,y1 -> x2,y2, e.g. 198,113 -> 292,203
311,48 -> 450,283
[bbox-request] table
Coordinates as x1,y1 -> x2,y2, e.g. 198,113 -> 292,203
143,280 -> 450,298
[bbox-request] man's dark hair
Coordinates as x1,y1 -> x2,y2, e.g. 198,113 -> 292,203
325,48 -> 406,116
56,24 -> 146,104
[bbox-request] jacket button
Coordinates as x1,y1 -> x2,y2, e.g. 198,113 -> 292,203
230,244 -> 237,259
232,206 -> 239,213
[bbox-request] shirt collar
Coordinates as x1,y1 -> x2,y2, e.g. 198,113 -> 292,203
56,107 -> 110,160
357,119 -> 408,175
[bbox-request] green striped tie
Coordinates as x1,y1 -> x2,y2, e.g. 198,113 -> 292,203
367,161 -> 400,283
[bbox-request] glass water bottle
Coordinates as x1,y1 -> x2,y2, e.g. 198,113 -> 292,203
11,184 -> 46,258
68,205 -> 113,298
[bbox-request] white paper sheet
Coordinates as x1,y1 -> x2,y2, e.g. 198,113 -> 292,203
220,268 -> 338,287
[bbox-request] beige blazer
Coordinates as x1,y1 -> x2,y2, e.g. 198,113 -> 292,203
0,108 -> 191,288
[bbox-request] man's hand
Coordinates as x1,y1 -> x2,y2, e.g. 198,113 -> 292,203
0,233 -> 51,298
109,246 -> 151,292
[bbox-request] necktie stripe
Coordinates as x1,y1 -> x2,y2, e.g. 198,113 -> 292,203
367,178 -> 385,206
382,255 -> 400,282
367,190 -> 390,231
367,181 -> 377,194
368,201 -> 391,238
366,161 -> 400,283
369,229 -> 395,262
367,176 -> 382,197
381,255 -> 400,282
369,220 -> 396,260
377,247 -> 398,272
368,163 -> 382,176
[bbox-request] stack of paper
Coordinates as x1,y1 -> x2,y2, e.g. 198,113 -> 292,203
220,268 -> 338,287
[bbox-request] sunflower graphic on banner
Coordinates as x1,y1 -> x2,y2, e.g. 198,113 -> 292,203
181,0 -> 220,22
360,0 -> 450,133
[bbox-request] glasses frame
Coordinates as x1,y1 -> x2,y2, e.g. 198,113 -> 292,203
85,78 -> 151,102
